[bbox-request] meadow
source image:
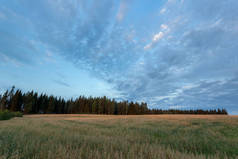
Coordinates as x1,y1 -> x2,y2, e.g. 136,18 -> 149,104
0,114 -> 238,159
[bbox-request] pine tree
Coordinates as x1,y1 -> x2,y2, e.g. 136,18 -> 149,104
47,96 -> 55,113
23,91 -> 34,114
10,90 -> 23,112
92,100 -> 97,114
0,90 -> 8,110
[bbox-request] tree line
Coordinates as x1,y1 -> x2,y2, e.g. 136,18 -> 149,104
0,86 -> 228,115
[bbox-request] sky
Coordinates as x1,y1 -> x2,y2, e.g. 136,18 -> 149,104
0,0 -> 238,114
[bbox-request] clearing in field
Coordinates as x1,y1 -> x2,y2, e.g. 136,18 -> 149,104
0,115 -> 238,159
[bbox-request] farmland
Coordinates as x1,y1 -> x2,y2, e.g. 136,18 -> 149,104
0,115 -> 238,159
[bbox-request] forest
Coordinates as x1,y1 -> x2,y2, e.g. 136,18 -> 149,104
0,86 -> 228,115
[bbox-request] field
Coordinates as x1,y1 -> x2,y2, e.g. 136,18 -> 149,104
0,115 -> 238,159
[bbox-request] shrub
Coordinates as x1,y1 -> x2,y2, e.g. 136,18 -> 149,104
0,110 -> 23,120
13,111 -> 23,117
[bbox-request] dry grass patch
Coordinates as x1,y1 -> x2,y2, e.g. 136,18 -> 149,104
1,115 -> 238,159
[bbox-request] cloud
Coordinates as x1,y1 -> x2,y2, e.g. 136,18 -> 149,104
113,0 -> 238,111
153,32 -> 164,41
0,52 -> 22,67
116,1 -> 128,21
54,79 -> 70,88
173,78 -> 238,110
1,0 -> 238,113
0,32 -> 37,65
144,24 -> 170,50
161,24 -> 169,30
144,44 -> 152,50
144,31 -> 166,50
160,8 -> 166,14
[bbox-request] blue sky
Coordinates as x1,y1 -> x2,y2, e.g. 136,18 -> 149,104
0,0 -> 238,114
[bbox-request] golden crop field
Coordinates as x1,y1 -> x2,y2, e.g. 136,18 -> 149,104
1,115 -> 238,159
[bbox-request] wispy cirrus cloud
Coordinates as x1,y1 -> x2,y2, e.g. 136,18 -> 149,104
54,79 -> 70,88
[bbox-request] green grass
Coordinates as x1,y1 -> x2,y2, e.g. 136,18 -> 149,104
0,115 -> 238,159
0,110 -> 23,120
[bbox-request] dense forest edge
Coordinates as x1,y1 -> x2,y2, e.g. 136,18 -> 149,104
0,86 -> 228,115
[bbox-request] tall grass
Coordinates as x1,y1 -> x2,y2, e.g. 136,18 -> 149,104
0,115 -> 238,159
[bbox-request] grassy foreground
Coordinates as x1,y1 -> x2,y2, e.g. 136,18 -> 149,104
0,115 -> 238,159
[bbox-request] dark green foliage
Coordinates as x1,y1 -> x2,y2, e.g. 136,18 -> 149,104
0,86 -> 228,115
0,90 -> 9,110
0,110 -> 23,120
12,111 -> 23,117
0,110 -> 12,120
